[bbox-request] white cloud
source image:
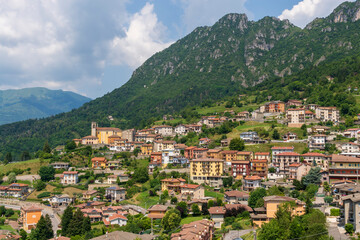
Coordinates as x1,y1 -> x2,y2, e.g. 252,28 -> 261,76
178,0 -> 250,34
279,0 -> 354,28
109,3 -> 173,68
0,1 -> 173,98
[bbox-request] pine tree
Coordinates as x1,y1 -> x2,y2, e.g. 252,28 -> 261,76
61,206 -> 73,236
67,208 -> 85,236
30,215 -> 53,240
43,141 -> 51,153
82,216 -> 91,234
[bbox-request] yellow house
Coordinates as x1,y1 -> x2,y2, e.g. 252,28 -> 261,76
221,150 -> 238,162
20,205 -> 43,230
141,144 -> 153,156
251,196 -> 305,227
190,158 -> 224,187
161,178 -> 186,191
207,149 -> 222,159
237,151 -> 253,161
92,157 -> 107,169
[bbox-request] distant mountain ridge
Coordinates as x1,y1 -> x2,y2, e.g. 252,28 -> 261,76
0,0 -> 360,159
0,87 -> 91,125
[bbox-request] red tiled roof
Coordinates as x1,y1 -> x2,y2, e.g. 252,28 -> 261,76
271,146 -> 294,150
208,207 -> 226,215
277,152 -> 300,156
244,175 -> 262,180
180,184 -> 200,189
302,152 -> 326,157
109,214 -> 127,221
255,152 -> 270,155
224,190 -> 249,198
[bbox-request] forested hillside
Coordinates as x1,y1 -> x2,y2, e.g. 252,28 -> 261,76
1,0 -> 360,160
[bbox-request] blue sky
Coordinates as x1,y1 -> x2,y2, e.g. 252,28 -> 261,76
0,0 -> 353,98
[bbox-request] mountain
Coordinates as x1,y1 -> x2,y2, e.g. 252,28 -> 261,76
0,88 -> 91,125
1,0 -> 360,159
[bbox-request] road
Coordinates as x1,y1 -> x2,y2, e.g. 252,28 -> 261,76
3,174 -> 40,182
0,202 -> 61,233
224,229 -> 254,240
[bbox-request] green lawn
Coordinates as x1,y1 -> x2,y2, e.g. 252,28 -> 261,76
134,191 -> 159,209
180,216 -> 204,225
196,103 -> 261,116
204,190 -> 224,199
0,158 -> 49,175
0,225 -> 15,231
244,142 -> 307,153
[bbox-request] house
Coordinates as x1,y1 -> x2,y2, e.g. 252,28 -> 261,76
193,148 -> 209,159
222,150 -> 238,163
180,184 -> 204,200
185,124 -> 202,133
8,183 -> 29,196
82,135 -> 99,145
60,171 -> 78,185
301,152 -> 329,170
329,154 -> 360,181
344,128 -> 360,139
207,149 -> 222,159
83,190 -> 98,200
190,158 -> 224,187
305,110 -> 315,119
283,132 -> 297,141
251,159 -> 268,178
254,152 -> 271,163
261,101 -> 285,113
140,144 -> 153,156
307,104 -> 318,111
48,194 -> 71,207
199,138 -> 212,146
288,163 -> 311,181
162,149 -> 176,167
224,190 -> 249,204
341,142 -> 360,153
220,138 -> 232,147
81,208 -> 103,222
147,205 -> 168,219
105,187 -> 126,202
286,108 -> 305,127
271,146 -> 294,159
237,151 -> 253,161
342,194 -> 360,233
174,124 -> 187,135
149,152 -> 162,173
171,219 -> 214,240
103,214 -> 128,226
20,205 -> 43,230
154,125 -> 174,137
106,161 -> 120,170
122,129 -> 136,142
287,99 -> 302,107
308,134 -> 326,150
108,135 -> 121,145
243,175 -> 262,191
92,157 -> 107,169
273,152 -> 301,175
231,160 -> 250,180
209,207 -> 226,228
161,178 -> 186,192
50,162 -> 69,169
184,146 -> 197,159
251,196 -> 305,227
311,125 -> 330,134
236,111 -> 250,120
315,107 -> 340,124
240,131 -> 259,141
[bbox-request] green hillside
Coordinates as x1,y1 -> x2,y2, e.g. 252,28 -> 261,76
1,0 -> 360,159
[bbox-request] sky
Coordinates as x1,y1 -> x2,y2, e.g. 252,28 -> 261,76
0,0 -> 354,99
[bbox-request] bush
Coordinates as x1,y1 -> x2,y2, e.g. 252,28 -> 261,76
4,209 -> 14,217
324,196 -> 333,204
0,218 -> 4,225
37,192 -> 51,199
345,223 -> 354,234
330,208 -> 340,216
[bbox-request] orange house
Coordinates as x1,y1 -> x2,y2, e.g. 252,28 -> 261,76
21,205 -> 43,230
141,144 -> 153,156
207,149 -> 222,159
91,157 -> 107,169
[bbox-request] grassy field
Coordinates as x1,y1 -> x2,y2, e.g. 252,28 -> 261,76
196,102 -> 261,116
0,158 -> 49,175
0,225 -> 15,231
27,184 -> 85,200
180,216 -> 204,225
244,142 -> 307,153
124,191 -> 160,209
204,190 -> 224,199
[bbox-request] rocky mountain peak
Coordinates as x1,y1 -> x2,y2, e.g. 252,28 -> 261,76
330,0 -> 360,23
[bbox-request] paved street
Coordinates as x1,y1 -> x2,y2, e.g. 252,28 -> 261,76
327,218 -> 349,240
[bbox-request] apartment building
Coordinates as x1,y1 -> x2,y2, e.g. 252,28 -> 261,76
251,159 -> 268,178
301,152 -> 329,170
237,151 -> 253,161
342,193 -> 360,232
190,158 -> 224,187
329,154 -> 360,181
154,125 -> 174,137
286,108 -> 305,127
171,219 -> 214,240
288,163 -> 311,181
207,149 -> 222,159
254,152 -> 271,163
315,107 -> 340,123
272,152 -> 301,175
271,146 -> 294,158
231,160 -> 251,180
308,134 -> 327,150
341,142 -> 360,153
243,175 -> 262,191
60,171 -> 78,185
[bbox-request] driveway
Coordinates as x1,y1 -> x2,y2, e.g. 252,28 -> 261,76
327,217 -> 349,240
224,229 -> 254,240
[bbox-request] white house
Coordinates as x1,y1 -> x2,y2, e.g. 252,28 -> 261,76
341,142 -> 360,153
154,125 -> 174,137
308,134 -> 326,150
243,176 -> 262,191
174,125 -> 187,135
48,194 -> 71,206
105,214 -> 128,226
106,187 -> 126,202
60,171 -> 78,185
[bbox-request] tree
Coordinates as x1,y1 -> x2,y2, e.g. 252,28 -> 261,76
33,180 -> 46,191
67,208 -> 85,236
272,129 -> 280,140
201,203 -> 209,215
191,204 -> 201,216
345,223 -> 354,235
248,188 -> 267,208
133,147 -> 141,157
65,140 -> 77,151
82,216 -> 91,234
43,141 -> 51,153
19,229 -> 27,240
223,176 -> 233,187
61,206 -> 73,236
7,172 -> 16,183
5,208 -> 14,217
4,152 -> 12,164
162,209 -> 181,231
323,182 -> 331,194
302,168 -> 321,186
132,167 -> 149,183
0,206 -> 5,216
176,201 -> 188,218
38,165 -> 55,182
30,215 -> 53,240
229,138 -> 245,151
20,151 -> 31,161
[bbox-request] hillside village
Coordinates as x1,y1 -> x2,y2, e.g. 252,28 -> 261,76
2,98 -> 360,240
